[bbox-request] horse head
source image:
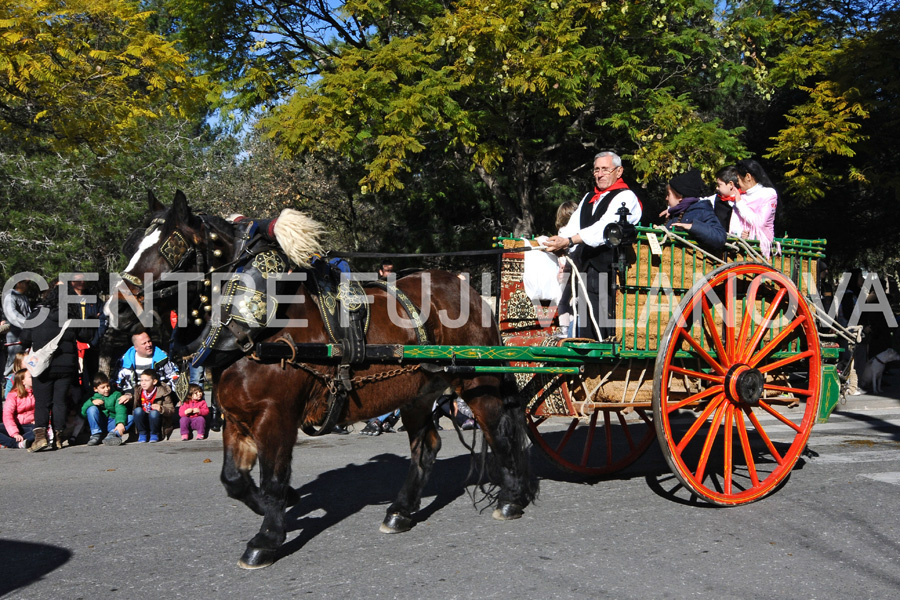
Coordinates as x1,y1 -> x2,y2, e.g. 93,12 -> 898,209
105,190 -> 235,349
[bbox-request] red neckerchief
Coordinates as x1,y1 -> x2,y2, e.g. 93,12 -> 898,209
141,387 -> 157,412
589,178 -> 630,204
719,191 -> 740,204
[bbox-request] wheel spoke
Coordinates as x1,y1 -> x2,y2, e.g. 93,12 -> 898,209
758,400 -> 802,433
555,418 -> 579,454
603,410 -> 613,466
580,409 -> 600,468
668,365 -> 724,384
764,383 -> 813,397
745,407 -> 784,466
747,315 -> 808,368
531,414 -> 549,426
735,409 -> 760,487
617,411 -> 637,451
733,279 -> 759,357
725,274 -> 736,358
702,295 -> 729,366
740,288 -> 788,362
665,385 -> 723,413
675,327 -> 727,374
723,404 -> 734,495
675,394 -> 725,454
757,349 -> 814,374
695,401 -> 728,483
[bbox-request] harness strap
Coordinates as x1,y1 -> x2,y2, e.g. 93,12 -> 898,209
366,280 -> 430,345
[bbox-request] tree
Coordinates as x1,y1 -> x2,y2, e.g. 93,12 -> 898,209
171,0 -> 763,236
0,0 -> 204,153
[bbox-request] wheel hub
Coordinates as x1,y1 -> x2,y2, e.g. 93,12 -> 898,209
724,364 -> 765,406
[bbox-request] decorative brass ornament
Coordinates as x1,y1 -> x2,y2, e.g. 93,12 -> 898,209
252,251 -> 287,279
160,231 -> 190,268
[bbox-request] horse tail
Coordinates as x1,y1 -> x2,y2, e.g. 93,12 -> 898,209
464,374 -> 538,511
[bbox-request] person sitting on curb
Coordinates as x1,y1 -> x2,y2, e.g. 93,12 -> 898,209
133,369 -> 175,443
81,373 -> 132,446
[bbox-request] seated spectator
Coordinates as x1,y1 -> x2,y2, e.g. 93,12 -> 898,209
361,409 -> 401,436
660,169 -> 726,253
1,369 -> 36,449
133,369 -> 175,443
116,330 -> 179,438
729,158 -> 778,257
4,352 -> 25,397
81,373 -> 132,447
179,383 -> 210,440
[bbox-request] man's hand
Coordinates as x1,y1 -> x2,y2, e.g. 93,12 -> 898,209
544,235 -> 572,254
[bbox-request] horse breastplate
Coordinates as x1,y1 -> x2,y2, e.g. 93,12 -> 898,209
191,236 -> 289,368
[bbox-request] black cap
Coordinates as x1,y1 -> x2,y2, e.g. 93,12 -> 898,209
668,169 -> 706,199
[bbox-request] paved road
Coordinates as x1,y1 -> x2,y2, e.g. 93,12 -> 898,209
2,392 -> 900,600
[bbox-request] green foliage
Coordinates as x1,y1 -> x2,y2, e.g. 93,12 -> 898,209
0,0 -> 205,153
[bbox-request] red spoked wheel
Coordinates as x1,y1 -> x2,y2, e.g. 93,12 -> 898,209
652,262 -> 821,505
521,339 -> 657,477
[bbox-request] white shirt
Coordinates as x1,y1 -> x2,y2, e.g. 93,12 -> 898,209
563,189 -> 642,247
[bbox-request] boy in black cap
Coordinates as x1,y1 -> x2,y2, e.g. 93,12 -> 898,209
660,169 -> 727,253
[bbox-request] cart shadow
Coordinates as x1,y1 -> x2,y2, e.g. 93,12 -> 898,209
530,432 -> 807,507
276,452 -> 480,560
0,540 -> 72,597
832,408 -> 900,442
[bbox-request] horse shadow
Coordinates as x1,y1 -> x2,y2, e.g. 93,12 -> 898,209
0,540 -> 72,597
277,452 -> 478,560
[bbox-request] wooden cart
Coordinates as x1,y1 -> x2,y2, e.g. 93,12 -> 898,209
488,226 -> 844,505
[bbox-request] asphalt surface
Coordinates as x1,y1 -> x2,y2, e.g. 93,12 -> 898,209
2,379 -> 900,599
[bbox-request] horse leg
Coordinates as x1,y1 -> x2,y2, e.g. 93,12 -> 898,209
464,378 -> 537,521
220,423 -> 266,516
380,389 -> 445,534
236,413 -> 298,570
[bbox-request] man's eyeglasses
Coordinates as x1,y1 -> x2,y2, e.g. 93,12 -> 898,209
593,166 -> 620,175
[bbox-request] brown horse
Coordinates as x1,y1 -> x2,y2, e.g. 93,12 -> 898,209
106,191 -> 536,569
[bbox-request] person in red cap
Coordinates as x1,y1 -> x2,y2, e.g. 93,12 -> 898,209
660,169 -> 727,253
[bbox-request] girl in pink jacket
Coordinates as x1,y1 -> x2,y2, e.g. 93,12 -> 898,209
729,159 -> 778,258
1,370 -> 36,449
179,384 -> 210,440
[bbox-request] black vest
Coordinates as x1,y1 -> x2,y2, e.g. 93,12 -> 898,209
577,188 -> 628,270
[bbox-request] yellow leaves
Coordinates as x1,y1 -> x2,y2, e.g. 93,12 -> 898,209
0,0 -> 203,153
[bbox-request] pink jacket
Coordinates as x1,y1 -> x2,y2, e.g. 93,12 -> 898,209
4,389 -> 36,434
728,183 -> 778,258
178,398 -> 210,419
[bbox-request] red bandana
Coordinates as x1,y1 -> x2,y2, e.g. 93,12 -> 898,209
590,178 -> 630,204
141,387 -> 157,413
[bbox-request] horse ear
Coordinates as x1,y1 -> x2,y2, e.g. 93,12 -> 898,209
148,190 -> 166,213
172,190 -> 192,223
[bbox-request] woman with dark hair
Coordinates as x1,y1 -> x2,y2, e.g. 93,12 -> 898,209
729,158 -> 778,258
20,284 -> 93,452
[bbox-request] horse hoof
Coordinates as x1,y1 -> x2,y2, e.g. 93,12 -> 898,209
492,503 -> 524,521
379,513 -> 413,534
238,546 -> 276,569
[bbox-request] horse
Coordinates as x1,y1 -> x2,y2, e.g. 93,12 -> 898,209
105,190 -> 536,569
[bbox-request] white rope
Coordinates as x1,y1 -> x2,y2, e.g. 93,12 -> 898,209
562,254 -> 605,340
